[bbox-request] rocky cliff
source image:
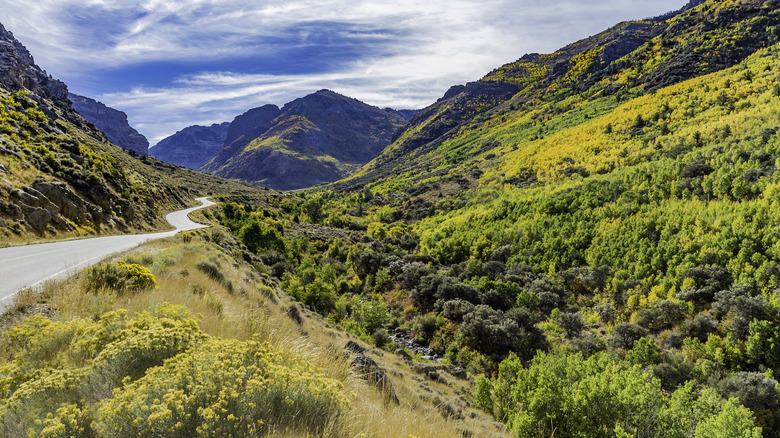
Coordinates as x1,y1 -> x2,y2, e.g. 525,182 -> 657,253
69,93 -> 149,155
201,90 -> 408,190
0,23 -> 68,107
150,122 -> 230,170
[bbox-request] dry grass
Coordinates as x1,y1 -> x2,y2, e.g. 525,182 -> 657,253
6,230 -> 508,437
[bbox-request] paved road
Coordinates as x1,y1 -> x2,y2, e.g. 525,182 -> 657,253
0,197 -> 215,312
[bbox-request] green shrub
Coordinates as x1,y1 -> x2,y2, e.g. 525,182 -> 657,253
81,261 -> 156,294
196,260 -> 225,284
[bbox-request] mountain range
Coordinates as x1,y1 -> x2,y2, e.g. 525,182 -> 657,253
151,90 -> 411,191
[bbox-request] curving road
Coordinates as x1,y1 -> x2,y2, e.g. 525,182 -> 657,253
0,197 -> 215,313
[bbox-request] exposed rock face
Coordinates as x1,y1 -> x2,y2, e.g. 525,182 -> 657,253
202,90 -> 408,190
0,23 -> 68,105
150,122 -> 230,170
343,342 -> 399,405
69,93 -> 149,155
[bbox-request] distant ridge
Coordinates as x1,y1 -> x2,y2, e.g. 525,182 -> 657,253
150,122 -> 231,170
70,93 -> 150,155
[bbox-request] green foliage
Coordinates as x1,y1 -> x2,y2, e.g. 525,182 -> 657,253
210,12 -> 780,436
482,350 -> 762,438
473,374 -> 494,414
239,219 -> 286,255
81,261 -> 156,294
353,299 -> 390,335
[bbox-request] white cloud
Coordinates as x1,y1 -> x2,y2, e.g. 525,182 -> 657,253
0,0 -> 687,143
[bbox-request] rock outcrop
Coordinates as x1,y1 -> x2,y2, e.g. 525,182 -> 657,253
0,23 -> 68,105
344,341 -> 399,405
70,93 -> 149,155
150,122 -> 230,169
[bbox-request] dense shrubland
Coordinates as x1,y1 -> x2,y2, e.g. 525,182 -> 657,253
214,38 -> 780,436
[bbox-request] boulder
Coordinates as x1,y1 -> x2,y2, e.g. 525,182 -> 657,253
395,348 -> 413,362
349,352 -> 399,405
26,207 -> 51,231
345,340 -> 366,354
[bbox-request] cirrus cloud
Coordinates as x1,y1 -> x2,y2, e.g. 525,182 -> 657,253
0,0 -> 686,144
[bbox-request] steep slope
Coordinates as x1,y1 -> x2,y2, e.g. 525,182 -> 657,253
202,90 -> 408,191
150,122 -> 230,169
0,23 -> 68,107
203,104 -> 281,172
252,1 -> 780,435
0,22 -> 266,244
337,0 -> 778,192
69,93 -> 149,155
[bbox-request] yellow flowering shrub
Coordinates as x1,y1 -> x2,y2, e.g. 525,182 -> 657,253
81,260 -> 157,294
94,337 -> 348,437
0,304 -> 347,437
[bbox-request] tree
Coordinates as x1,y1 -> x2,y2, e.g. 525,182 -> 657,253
239,219 -> 286,254
693,398 -> 762,438
557,312 -> 584,339
610,322 -> 648,350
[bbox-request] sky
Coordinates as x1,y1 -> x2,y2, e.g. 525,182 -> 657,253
0,0 -> 686,145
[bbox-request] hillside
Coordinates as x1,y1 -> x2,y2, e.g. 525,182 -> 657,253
0,22 -> 267,245
220,0 -> 779,436
337,0 -> 777,192
201,90 -> 408,190
150,122 -> 230,170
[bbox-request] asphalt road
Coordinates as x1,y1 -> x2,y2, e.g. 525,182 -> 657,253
0,197 -> 215,313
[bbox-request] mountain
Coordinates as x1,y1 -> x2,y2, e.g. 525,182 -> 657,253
337,0 -> 778,192
150,122 -> 230,169
201,90 -> 408,190
0,22 -> 265,243
69,93 -> 149,155
204,104 -> 282,172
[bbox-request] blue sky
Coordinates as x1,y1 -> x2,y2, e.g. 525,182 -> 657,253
0,0 -> 685,144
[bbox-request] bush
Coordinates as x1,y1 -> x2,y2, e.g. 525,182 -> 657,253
372,329 -> 390,349
0,306 -> 348,438
196,259 -> 233,293
81,261 -> 156,294
353,299 -> 389,334
557,312 -> 584,339
196,260 -> 225,283
610,322 -> 649,350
